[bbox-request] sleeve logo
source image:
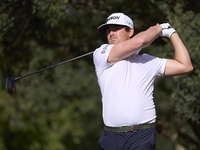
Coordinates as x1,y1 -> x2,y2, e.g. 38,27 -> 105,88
101,45 -> 109,54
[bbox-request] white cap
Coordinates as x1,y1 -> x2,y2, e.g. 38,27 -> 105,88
98,13 -> 134,33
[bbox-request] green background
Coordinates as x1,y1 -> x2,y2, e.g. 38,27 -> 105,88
0,0 -> 200,149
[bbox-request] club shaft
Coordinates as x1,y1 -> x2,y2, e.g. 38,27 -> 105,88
14,51 -> 94,81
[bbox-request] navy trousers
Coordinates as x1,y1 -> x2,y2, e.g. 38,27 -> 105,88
98,128 -> 156,150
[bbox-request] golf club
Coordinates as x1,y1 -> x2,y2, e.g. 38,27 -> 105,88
5,51 -> 94,95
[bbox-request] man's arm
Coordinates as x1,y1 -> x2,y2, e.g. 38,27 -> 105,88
108,24 -> 162,63
164,33 -> 193,76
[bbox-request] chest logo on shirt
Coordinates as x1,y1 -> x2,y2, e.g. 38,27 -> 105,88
101,45 -> 109,54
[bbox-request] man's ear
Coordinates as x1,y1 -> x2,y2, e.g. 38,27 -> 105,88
129,28 -> 134,38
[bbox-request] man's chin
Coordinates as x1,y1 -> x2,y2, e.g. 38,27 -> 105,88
109,41 -> 117,44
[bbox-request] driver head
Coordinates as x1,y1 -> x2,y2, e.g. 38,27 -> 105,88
5,77 -> 16,94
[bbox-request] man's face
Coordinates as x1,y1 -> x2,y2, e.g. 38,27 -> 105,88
106,25 -> 132,44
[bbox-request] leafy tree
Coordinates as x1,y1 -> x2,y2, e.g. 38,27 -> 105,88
151,2 -> 200,150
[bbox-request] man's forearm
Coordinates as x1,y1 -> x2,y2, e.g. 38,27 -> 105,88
108,24 -> 162,63
164,32 -> 193,76
171,33 -> 193,72
135,23 -> 162,48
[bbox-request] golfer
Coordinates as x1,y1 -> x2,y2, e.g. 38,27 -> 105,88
93,13 -> 193,150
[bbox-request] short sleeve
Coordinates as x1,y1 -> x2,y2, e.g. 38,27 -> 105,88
93,44 -> 114,71
154,57 -> 167,76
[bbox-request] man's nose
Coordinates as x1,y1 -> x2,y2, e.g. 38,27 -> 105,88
108,30 -> 114,36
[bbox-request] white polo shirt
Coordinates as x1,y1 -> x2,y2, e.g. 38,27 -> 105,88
93,44 -> 167,127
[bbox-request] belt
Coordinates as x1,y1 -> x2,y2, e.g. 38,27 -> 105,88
104,123 -> 155,132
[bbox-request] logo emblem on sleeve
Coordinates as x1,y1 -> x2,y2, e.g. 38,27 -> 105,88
101,45 -> 109,54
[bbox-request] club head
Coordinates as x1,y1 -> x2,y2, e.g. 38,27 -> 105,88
5,77 -> 16,95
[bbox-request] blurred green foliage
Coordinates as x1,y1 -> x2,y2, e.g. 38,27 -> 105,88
0,0 -> 199,150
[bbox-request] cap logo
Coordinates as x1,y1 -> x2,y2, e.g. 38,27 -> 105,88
126,21 -> 133,27
106,16 -> 120,22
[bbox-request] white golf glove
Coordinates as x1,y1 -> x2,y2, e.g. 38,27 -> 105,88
160,23 -> 176,38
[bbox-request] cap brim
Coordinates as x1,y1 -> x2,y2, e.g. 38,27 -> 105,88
98,23 -> 130,33
97,24 -> 109,33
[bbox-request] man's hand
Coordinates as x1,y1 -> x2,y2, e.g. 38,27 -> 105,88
160,23 -> 176,38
